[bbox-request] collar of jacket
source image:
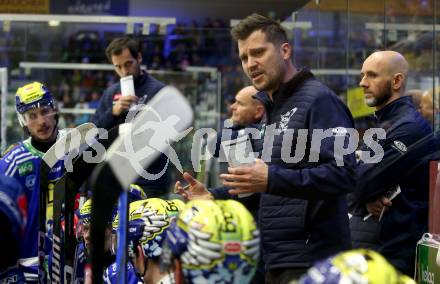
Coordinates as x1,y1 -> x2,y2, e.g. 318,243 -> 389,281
229,122 -> 262,131
272,68 -> 314,102
253,90 -> 272,111
134,70 -> 149,88
374,95 -> 414,123
252,68 -> 314,114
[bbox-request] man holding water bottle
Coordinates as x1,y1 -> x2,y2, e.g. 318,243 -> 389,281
92,36 -> 169,198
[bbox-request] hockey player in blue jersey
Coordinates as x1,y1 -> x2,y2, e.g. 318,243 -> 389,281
107,198 -> 184,284
76,185 -> 148,283
0,174 -> 28,283
0,82 -> 65,282
78,198 -> 144,283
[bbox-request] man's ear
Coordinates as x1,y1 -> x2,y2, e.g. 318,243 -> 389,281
254,104 -> 265,121
133,244 -> 146,275
280,43 -> 292,60
392,73 -> 405,91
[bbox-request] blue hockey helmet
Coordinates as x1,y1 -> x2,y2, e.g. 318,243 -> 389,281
15,82 -> 55,127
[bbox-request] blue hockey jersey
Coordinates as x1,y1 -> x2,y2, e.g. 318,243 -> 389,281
0,137 -> 64,281
0,266 -> 26,284
103,261 -> 143,284
73,242 -> 86,284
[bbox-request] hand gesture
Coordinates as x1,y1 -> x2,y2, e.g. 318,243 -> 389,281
220,159 -> 268,196
174,172 -> 213,201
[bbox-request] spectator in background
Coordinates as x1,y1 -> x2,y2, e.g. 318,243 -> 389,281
349,51 -> 435,276
420,89 -> 440,130
406,89 -> 423,110
91,36 -> 170,198
59,93 -> 76,128
74,94 -> 90,125
87,91 -> 101,110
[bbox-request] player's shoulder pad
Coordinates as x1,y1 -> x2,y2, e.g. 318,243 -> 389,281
1,143 -> 27,161
1,143 -> 21,157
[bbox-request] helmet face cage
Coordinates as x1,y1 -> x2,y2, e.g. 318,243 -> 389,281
15,82 -> 55,127
79,199 -> 116,240
79,199 -> 93,225
166,200 -> 260,284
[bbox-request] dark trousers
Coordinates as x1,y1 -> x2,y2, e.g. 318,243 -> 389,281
265,267 -> 308,284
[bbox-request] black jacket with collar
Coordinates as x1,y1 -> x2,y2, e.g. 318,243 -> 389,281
255,69 -> 356,269
350,95 -> 435,275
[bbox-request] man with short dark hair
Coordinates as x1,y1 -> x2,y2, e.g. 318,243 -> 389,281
92,36 -> 169,197
176,14 -> 356,283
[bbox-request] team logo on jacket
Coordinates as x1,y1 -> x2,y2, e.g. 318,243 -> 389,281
279,107 -> 297,133
18,161 -> 33,176
391,140 -> 407,154
25,174 -> 36,189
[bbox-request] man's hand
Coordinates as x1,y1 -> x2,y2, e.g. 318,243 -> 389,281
220,159 -> 268,196
112,95 -> 139,116
174,172 -> 213,201
366,196 -> 392,217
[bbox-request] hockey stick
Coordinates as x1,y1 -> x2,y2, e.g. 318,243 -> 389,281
39,122 -> 96,284
51,124 -> 121,284
116,191 -> 128,283
90,86 -> 193,283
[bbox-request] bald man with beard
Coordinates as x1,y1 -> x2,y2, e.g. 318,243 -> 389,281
349,51 -> 436,276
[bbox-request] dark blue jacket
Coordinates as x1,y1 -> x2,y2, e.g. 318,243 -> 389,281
92,71 -> 164,129
91,72 -> 169,195
251,69 -> 356,269
350,96 -> 435,275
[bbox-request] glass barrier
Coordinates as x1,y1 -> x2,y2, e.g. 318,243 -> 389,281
295,0 -> 440,132
0,4 -> 439,191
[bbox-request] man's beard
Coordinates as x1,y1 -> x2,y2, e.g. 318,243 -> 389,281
365,81 -> 392,107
